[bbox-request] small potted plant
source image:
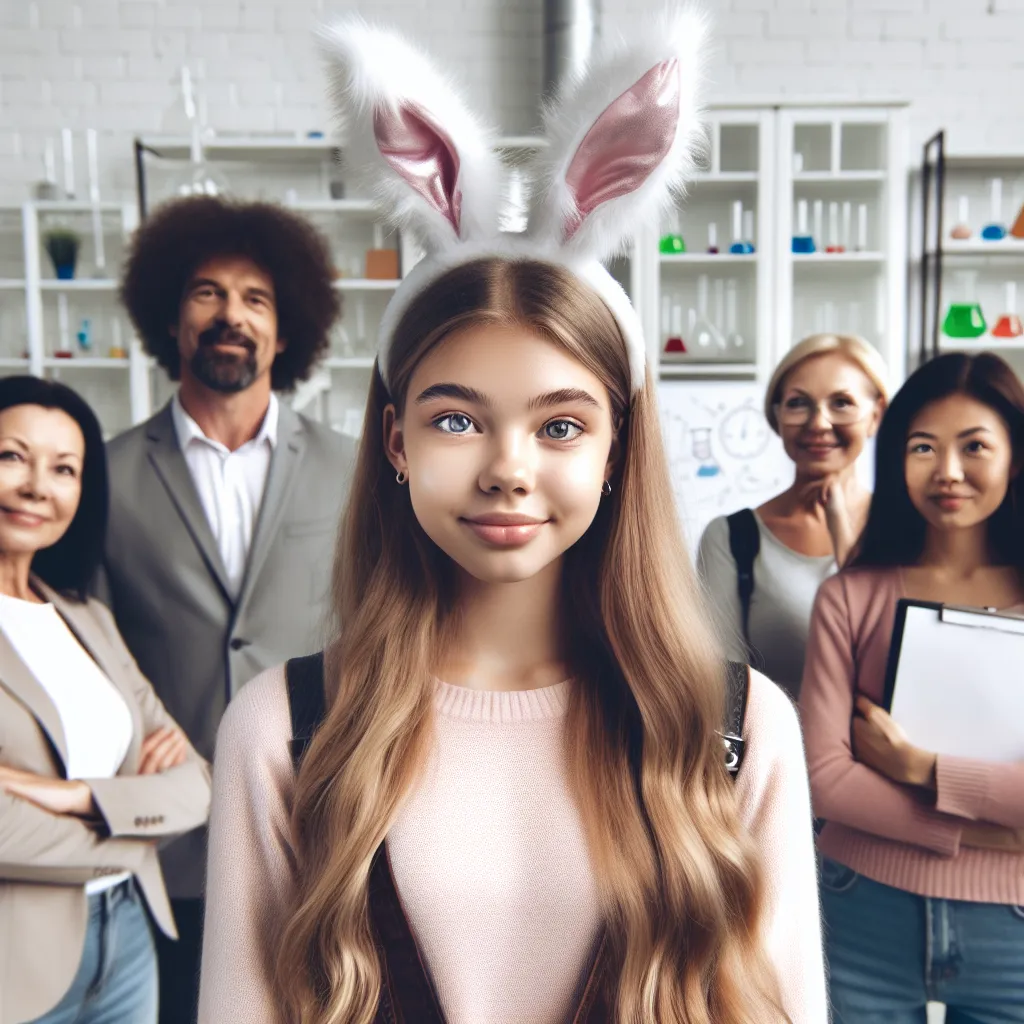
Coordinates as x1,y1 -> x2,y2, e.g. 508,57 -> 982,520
43,227 -> 81,280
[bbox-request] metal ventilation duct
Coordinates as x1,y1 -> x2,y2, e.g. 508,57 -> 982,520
543,0 -> 600,99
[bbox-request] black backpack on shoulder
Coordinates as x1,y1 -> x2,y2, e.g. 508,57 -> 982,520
284,654 -> 750,779
727,508 -> 760,663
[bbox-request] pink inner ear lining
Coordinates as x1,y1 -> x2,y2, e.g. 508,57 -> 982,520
373,102 -> 463,235
563,58 -> 681,243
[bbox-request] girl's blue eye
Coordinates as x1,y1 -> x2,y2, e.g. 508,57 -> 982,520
544,420 -> 582,441
434,413 -> 474,435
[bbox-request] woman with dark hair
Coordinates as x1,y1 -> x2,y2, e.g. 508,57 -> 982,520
800,352 -> 1024,1020
0,377 -> 211,1024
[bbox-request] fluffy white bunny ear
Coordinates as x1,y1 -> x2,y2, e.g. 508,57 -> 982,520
318,18 -> 504,252
529,6 -> 709,261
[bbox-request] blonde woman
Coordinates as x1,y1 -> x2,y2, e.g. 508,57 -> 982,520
698,334 -> 888,700
198,17 -> 826,1024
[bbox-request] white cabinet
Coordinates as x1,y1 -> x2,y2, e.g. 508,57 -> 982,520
1,201 -> 145,437
648,107 -> 775,383
647,101 -> 909,388
914,140 -> 1024,380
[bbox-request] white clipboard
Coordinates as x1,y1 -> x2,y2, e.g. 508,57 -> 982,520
883,599 -> 1024,762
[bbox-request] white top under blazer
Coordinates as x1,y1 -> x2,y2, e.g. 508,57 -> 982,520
0,594 -> 133,893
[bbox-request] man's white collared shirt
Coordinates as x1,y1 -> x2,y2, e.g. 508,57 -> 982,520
171,393 -> 278,596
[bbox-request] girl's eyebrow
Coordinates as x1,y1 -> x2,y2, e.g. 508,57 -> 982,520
415,383 -> 489,406
414,384 -> 602,411
528,388 -> 602,411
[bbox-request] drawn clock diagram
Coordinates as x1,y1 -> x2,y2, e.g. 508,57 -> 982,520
718,402 -> 771,461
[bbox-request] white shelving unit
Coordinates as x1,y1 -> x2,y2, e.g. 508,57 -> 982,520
647,101 -> 908,386
916,151 -> 1024,376
648,105 -> 774,382
775,104 -> 909,385
0,201 -> 146,437
0,204 -> 28,374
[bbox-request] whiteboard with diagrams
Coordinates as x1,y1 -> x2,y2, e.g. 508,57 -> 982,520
657,381 -> 793,551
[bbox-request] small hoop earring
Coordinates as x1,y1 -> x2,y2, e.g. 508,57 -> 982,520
601,479 -> 612,496
396,470 -> 407,485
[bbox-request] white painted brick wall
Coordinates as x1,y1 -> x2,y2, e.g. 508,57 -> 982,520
1,0 -> 1023,203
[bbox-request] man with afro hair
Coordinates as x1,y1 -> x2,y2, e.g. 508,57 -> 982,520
101,194 -> 355,1024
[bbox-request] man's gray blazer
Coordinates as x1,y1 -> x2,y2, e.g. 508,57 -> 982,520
100,399 -> 355,898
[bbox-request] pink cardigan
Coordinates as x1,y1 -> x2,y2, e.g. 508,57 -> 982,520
800,567 -> 1024,904
198,666 -> 827,1023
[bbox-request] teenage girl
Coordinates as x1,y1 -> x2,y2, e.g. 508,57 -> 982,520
199,15 -> 827,1024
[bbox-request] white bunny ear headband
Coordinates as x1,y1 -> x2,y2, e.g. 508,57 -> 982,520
318,7 -> 708,394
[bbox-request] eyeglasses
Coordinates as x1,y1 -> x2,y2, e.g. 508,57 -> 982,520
774,394 -> 871,427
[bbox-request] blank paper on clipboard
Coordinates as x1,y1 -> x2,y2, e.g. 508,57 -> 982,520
884,599 -> 1024,762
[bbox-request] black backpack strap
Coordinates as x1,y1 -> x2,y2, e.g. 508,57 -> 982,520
723,660 -> 749,778
285,650 -> 749,781
726,508 -> 760,651
285,651 -> 327,771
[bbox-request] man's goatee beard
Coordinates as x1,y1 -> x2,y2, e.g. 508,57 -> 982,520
190,348 -> 258,393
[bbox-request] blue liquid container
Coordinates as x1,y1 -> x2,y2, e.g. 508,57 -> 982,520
792,235 -> 816,254
729,241 -> 755,255
76,318 -> 92,352
982,223 -> 1007,241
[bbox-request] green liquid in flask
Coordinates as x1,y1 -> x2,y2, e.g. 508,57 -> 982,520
942,303 -> 987,339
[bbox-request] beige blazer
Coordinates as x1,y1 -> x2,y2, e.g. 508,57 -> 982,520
0,579 -> 211,1024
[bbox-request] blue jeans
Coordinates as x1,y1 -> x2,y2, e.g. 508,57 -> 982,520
821,857 -> 1024,1023
29,879 -> 157,1024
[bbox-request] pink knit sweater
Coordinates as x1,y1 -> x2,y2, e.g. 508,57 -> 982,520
800,567 -> 1024,904
197,666 -> 827,1024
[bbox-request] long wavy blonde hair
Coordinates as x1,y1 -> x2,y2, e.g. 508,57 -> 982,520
274,258 -> 787,1023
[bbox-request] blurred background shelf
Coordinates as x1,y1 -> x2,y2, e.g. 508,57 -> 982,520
332,279 -> 400,291
43,357 -> 130,368
660,254 -> 758,265
325,357 -> 375,370
39,279 -> 118,291
659,361 -> 759,379
287,199 -> 378,214
792,251 -> 885,263
794,171 -> 886,183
